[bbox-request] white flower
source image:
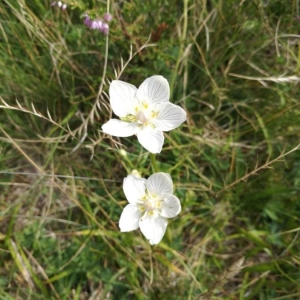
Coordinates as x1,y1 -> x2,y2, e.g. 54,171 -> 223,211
119,172 -> 181,245
102,75 -> 186,153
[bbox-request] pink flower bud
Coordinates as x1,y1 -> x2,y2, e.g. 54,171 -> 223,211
103,13 -> 112,22
84,16 -> 92,27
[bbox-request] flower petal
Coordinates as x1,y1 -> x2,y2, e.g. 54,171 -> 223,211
152,102 -> 186,131
109,80 -> 137,117
161,195 -> 181,218
123,175 -> 146,204
102,119 -> 138,137
136,75 -> 170,105
136,127 -> 164,153
146,172 -> 173,196
119,204 -> 141,232
139,215 -> 168,245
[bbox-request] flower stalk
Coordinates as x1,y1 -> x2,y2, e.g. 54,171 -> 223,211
150,153 -> 159,173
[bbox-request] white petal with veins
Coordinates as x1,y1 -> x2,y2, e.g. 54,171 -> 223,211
161,195 -> 181,218
146,173 -> 173,196
153,102 -> 187,131
139,215 -> 168,245
136,75 -> 170,105
102,119 -> 138,137
123,175 -> 146,204
119,204 -> 141,232
109,80 -> 137,117
136,127 -> 164,154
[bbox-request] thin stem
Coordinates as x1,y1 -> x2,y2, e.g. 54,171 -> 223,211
170,0 -> 189,98
150,153 -> 159,173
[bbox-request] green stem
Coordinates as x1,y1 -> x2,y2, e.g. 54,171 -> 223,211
170,0 -> 189,98
150,153 -> 159,173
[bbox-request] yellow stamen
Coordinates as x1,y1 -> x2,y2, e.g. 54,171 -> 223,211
142,101 -> 149,109
150,110 -> 159,118
120,114 -> 137,122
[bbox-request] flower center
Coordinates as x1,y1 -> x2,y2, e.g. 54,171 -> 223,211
136,111 -> 148,124
139,192 -> 162,217
120,100 -> 159,129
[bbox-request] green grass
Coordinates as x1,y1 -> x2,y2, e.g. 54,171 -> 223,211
1,0 -> 300,299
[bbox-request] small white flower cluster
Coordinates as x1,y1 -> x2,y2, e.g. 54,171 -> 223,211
102,76 -> 187,245
51,1 -> 67,10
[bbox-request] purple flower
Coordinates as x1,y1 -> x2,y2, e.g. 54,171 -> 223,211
90,19 -> 103,30
84,16 -> 92,27
101,23 -> 109,35
83,14 -> 110,34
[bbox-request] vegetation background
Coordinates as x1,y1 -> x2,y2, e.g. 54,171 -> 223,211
1,0 -> 300,299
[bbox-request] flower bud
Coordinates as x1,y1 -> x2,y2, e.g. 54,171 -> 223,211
119,149 -> 127,157
131,170 -> 141,178
103,13 -> 113,22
